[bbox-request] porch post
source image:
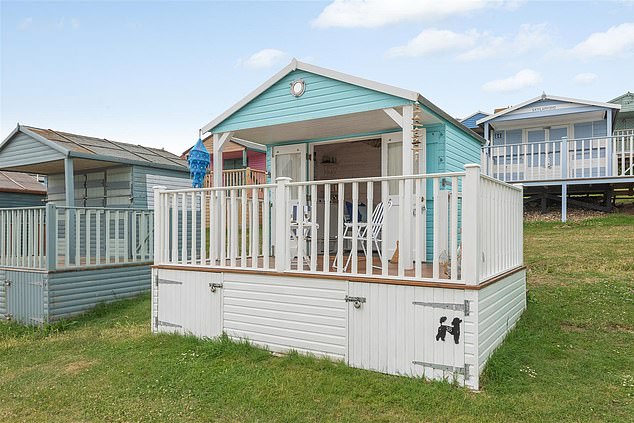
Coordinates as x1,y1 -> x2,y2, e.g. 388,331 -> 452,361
64,157 -> 75,264
607,109 -> 614,176
152,186 -> 167,264
561,183 -> 568,223
401,104 -> 414,269
45,203 -> 57,271
274,177 -> 291,271
462,164 -> 481,286
212,132 -> 231,256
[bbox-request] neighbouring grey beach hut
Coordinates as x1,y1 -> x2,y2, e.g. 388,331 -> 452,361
0,124 -> 190,324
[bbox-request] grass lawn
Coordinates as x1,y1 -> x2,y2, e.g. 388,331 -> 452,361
1,215 -> 633,422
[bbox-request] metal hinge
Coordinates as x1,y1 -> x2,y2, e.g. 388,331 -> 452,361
155,316 -> 181,329
3,280 -> 11,287
345,295 -> 366,309
412,299 -> 470,316
209,282 -> 223,293
412,361 -> 470,380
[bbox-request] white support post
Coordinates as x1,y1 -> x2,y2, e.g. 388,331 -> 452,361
153,186 -> 166,264
401,104 -> 414,269
561,183 -> 568,223
45,203 -> 57,271
462,164 -> 481,286
212,132 -> 231,256
274,177 -> 291,271
607,109 -> 614,176
64,156 -> 76,264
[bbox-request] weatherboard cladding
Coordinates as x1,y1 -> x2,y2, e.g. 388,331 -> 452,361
132,165 -> 191,209
0,192 -> 45,208
0,132 -> 64,169
461,113 -> 488,129
47,265 -> 151,321
0,269 -> 6,318
211,70 -> 412,134
2,270 -> 46,324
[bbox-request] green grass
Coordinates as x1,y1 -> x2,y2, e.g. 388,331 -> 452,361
1,215 -> 633,422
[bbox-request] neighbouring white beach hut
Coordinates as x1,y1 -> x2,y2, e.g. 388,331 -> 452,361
151,60 -> 526,390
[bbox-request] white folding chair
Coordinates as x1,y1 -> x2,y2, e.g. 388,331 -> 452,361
336,199 -> 392,271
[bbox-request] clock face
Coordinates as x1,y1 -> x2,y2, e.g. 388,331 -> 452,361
290,79 -> 305,97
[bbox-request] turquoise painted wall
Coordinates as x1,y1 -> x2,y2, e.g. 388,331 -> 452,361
212,70 -> 411,133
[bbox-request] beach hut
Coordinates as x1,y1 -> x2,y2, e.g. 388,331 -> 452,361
151,60 -> 526,390
0,171 -> 46,207
0,125 -> 190,324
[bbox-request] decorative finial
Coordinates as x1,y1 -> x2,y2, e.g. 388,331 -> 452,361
187,135 -> 210,188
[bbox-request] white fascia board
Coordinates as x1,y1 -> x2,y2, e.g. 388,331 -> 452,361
417,94 -> 487,145
477,94 -> 622,126
460,110 -> 490,122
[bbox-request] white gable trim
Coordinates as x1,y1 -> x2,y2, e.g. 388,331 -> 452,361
477,94 -> 621,125
0,125 -> 70,157
201,59 -> 419,134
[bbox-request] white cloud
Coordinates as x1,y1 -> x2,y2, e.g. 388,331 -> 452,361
388,24 -> 549,60
238,49 -> 289,69
387,29 -> 478,58
573,73 -> 598,85
312,0 -> 512,29
457,23 -> 550,61
18,17 -> 33,31
482,69 -> 542,93
70,18 -> 80,29
567,22 -> 634,58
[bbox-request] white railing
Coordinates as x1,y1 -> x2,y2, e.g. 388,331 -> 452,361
0,207 -> 46,270
481,134 -> 634,182
154,165 -> 524,284
51,206 -> 153,270
477,175 -> 524,281
206,167 -> 268,187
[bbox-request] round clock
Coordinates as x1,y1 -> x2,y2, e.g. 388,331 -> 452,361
290,79 -> 305,97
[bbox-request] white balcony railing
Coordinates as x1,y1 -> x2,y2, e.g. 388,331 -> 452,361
154,165 -> 524,285
0,205 -> 153,271
481,134 -> 634,182
205,167 -> 267,187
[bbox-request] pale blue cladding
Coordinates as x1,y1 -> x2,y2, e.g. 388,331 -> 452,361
212,70 -> 412,133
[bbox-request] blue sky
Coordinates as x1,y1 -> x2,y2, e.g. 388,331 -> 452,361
1,0 -> 633,154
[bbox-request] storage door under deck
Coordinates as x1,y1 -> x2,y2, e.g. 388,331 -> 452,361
155,270 -> 223,338
347,282 -> 467,385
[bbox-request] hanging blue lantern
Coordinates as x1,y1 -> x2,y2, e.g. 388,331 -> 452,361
188,136 -> 210,188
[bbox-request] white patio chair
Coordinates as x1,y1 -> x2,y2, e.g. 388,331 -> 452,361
336,199 -> 392,271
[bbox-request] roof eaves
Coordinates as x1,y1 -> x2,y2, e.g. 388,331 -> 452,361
417,94 -> 487,145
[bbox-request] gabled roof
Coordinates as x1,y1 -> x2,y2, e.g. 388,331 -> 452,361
0,171 -> 46,195
201,59 -> 485,144
609,91 -> 634,113
181,135 -> 266,158
477,93 -> 621,126
1,125 -> 188,172
460,111 -> 490,128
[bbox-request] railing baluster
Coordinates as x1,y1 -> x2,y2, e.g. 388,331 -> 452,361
366,181 -> 373,276
171,194 -> 177,263
414,178 -> 422,279
241,188 -> 247,268
96,210 -> 101,265
310,184 -> 318,272
323,184 -> 330,273
397,179 -> 404,277
381,180 -> 389,276
450,176 -> 459,281
230,189 -> 237,267
432,178 -> 440,280
209,191 -> 216,265
263,188 -> 270,270
114,210 -> 120,264
336,182 -> 344,273
297,185 -> 305,271
191,192 -> 197,265
181,193 -> 187,264
351,182 -> 358,275
220,190 -> 227,265
251,187 -> 259,268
